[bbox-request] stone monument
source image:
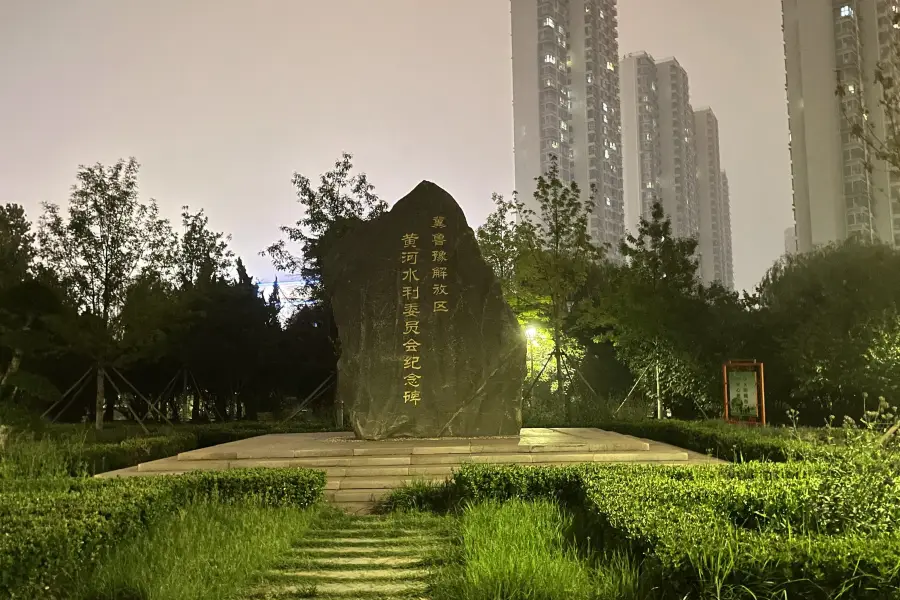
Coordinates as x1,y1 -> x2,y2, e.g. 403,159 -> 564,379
321,181 -> 525,439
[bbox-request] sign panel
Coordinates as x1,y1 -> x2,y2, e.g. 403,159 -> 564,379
727,369 -> 758,418
722,361 -> 766,425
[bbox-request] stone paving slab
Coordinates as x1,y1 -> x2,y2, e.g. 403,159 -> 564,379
176,428 -> 651,461
97,429 -> 724,489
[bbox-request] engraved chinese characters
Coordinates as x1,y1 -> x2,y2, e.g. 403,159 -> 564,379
400,232 -> 422,405
321,181 -> 526,440
400,217 -> 451,407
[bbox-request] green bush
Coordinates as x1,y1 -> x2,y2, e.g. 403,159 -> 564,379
0,467 -> 326,599
597,418 -> 818,462
385,463 -> 900,598
2,418 -> 347,478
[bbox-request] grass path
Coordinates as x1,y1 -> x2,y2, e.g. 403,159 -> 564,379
246,509 -> 456,600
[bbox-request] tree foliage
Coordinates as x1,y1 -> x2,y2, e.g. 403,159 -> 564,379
264,152 -> 387,304
573,201 -> 743,418
475,192 -> 537,314
755,239 -> 900,423
0,204 -> 35,291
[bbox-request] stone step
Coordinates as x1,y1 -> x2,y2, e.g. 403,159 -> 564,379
331,501 -> 376,515
139,450 -> 688,472
255,580 -> 427,597
270,567 -> 428,580
178,438 -> 651,461
333,477 -> 445,490
326,489 -> 393,503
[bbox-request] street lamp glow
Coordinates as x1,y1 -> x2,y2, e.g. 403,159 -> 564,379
525,326 -> 537,340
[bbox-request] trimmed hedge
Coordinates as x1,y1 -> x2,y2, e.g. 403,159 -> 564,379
597,418 -> 818,462
2,419 -> 347,477
385,463 -> 900,599
0,467 -> 326,598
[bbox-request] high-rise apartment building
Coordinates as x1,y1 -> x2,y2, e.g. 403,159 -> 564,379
620,54 -> 699,241
511,0 -> 624,253
620,52 -> 700,237
622,53 -> 733,287
694,108 -> 732,287
721,170 -> 734,287
620,51 -> 661,236
782,0 -> 900,253
655,58 -> 700,241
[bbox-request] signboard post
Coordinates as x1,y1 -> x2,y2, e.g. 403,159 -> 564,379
722,360 -> 766,425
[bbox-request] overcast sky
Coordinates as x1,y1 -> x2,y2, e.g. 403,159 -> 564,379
0,0 -> 790,292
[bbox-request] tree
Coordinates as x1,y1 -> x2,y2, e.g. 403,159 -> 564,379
518,155 -> 603,423
0,204 -> 35,291
475,192 -> 535,310
574,201 -> 737,418
177,206 -> 233,289
266,278 -> 282,328
755,239 -> 900,424
179,257 -> 275,420
0,204 -> 61,406
264,152 -> 387,305
36,157 -> 177,429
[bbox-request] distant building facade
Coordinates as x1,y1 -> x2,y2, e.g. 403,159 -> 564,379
782,0 -> 900,252
512,0 -> 625,255
694,108 -> 732,287
721,170 -> 734,287
622,52 -> 734,287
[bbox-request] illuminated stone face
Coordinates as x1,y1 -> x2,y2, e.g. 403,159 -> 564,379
322,181 -> 525,440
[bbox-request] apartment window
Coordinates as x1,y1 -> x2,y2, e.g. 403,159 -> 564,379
606,61 -> 615,71
544,16 -> 555,28
544,54 -> 557,64
848,84 -> 856,94
840,5 -> 853,17
560,132 -> 566,142
551,140 -> 560,149
545,78 -> 555,88
587,73 -> 593,84
603,115 -> 608,123
602,102 -> 608,112
646,181 -> 653,189
645,133 -> 651,141
606,197 -> 612,206
605,149 -> 610,159
560,121 -> 568,131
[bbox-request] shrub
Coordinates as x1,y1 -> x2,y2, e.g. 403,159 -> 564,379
385,463 -> 900,598
0,467 -> 326,598
597,418 -> 817,462
2,418 -> 347,478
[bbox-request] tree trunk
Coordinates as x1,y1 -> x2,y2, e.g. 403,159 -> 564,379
95,366 -> 105,430
104,379 -> 116,422
554,301 -> 568,425
0,348 -> 23,390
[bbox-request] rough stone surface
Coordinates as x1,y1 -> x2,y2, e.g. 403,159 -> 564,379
322,181 -> 525,439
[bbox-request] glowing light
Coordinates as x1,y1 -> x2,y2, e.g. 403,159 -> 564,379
525,326 -> 537,340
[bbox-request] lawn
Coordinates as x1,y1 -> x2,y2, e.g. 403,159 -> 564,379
3,415 -> 898,599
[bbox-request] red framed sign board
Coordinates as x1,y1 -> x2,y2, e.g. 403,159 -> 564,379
722,360 -> 766,425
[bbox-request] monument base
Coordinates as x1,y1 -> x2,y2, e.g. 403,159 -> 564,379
97,428 -> 721,514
